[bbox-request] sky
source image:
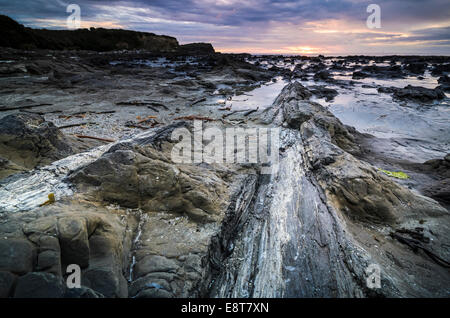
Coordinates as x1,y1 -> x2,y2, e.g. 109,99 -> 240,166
1,0 -> 449,55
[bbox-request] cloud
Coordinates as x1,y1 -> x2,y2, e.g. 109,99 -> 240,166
0,0 -> 449,54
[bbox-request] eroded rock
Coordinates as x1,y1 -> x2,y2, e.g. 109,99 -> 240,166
353,65 -> 405,79
0,239 -> 34,275
308,85 -> 338,101
13,272 -> 65,298
69,125 -> 230,223
0,113 -> 96,180
378,85 -> 446,102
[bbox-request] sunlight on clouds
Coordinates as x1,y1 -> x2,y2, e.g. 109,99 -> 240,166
11,0 -> 450,55
283,46 -> 324,54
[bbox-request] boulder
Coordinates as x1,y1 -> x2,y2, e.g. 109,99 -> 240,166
35,236 -> 62,277
129,274 -> 173,297
0,239 -> 34,275
64,286 -> 104,298
314,70 -> 332,81
68,125 -> 229,223
0,113 -> 75,179
82,268 -> 128,298
22,205 -> 129,298
0,271 -> 17,298
431,63 -> 450,76
57,217 -> 90,268
309,85 -> 338,101
134,255 -> 179,280
14,272 -> 65,298
437,75 -> 450,92
423,154 -> 450,204
378,85 -> 446,102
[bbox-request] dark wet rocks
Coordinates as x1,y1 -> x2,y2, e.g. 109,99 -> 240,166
437,75 -> 450,92
403,62 -> 427,75
353,65 -> 405,79
313,70 -> 333,82
304,62 -> 327,73
1,81 -> 449,297
290,64 -> 308,80
422,154 -> 450,205
431,63 -> 450,76
378,85 -> 446,102
210,54 -> 276,83
308,85 -> 338,101
329,61 -> 355,72
438,75 -> 450,84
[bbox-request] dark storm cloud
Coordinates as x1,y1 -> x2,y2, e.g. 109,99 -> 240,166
0,0 -> 447,28
0,0 -> 369,25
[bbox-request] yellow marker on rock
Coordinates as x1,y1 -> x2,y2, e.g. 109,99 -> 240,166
379,169 -> 410,180
39,193 -> 56,206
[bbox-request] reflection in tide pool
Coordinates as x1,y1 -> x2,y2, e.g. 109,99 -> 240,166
311,79 -> 449,161
220,76 -> 288,111
229,57 -> 449,161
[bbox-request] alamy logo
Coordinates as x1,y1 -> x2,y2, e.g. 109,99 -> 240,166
66,4 -> 81,29
66,264 -> 81,288
366,4 -> 381,29
171,121 -> 280,174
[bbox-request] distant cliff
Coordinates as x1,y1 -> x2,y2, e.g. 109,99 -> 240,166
0,15 -> 214,54
178,43 -> 215,55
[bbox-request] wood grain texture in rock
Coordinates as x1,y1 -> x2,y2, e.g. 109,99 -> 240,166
202,82 -> 450,297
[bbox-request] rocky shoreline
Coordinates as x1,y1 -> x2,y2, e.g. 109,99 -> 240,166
0,42 -> 449,298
